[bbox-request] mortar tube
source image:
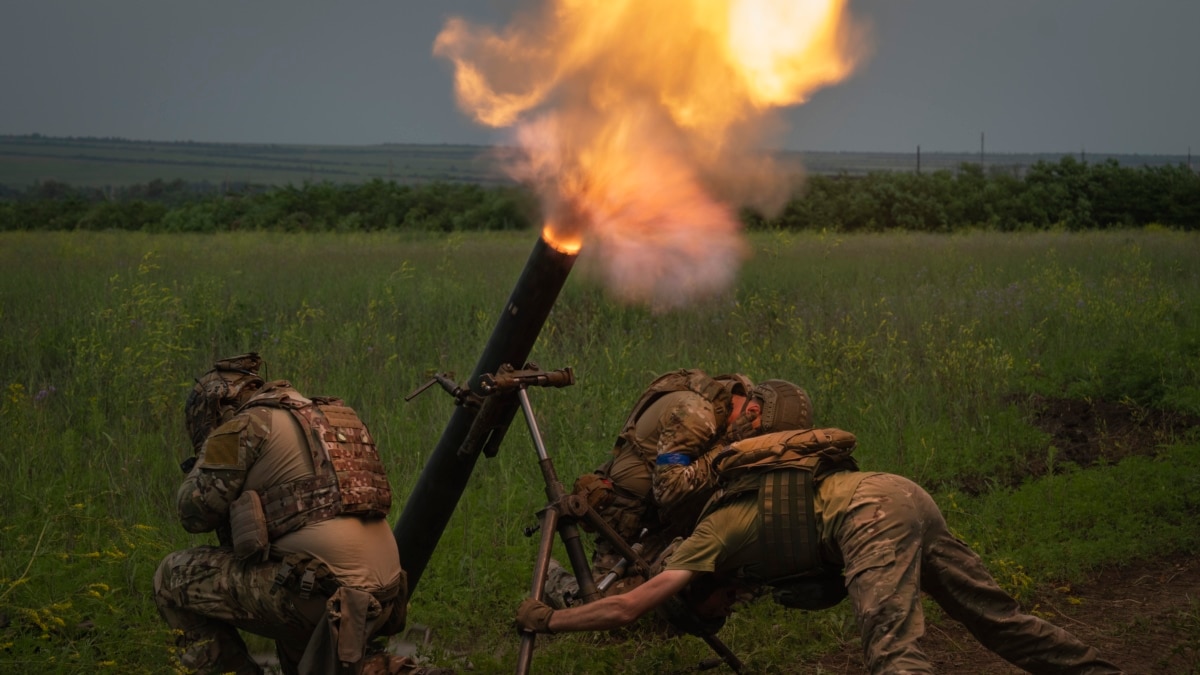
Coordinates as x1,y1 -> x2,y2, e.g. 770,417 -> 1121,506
393,234 -> 579,594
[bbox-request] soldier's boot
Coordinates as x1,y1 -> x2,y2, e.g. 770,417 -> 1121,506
542,558 -> 580,609
176,622 -> 264,675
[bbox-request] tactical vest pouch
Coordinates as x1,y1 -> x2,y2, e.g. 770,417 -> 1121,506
230,490 -> 271,563
759,469 -> 820,580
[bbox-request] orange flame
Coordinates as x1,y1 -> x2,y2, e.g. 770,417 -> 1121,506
436,0 -> 868,308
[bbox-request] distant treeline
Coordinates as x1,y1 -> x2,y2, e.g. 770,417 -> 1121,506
2,157 -> 1197,232
0,179 -> 536,232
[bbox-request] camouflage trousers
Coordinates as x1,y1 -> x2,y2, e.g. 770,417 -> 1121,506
153,546 -> 401,675
838,473 -> 1122,675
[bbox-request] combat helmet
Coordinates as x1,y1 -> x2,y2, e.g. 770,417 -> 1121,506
185,352 -> 265,450
713,373 -> 754,400
751,379 -> 813,433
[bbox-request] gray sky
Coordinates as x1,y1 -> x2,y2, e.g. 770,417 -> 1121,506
2,0 -> 1196,155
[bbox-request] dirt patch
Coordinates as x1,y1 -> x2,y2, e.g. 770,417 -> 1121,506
1022,394 -> 1200,473
952,395 -> 1200,495
810,396 -> 1200,674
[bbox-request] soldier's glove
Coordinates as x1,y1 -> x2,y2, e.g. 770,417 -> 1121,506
572,473 -> 614,511
516,598 -> 555,634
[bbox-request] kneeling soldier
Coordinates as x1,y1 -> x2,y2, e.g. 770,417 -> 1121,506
154,354 -> 419,675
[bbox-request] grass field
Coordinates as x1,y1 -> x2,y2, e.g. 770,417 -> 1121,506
2,134 -> 1192,188
1,228 -> 1198,672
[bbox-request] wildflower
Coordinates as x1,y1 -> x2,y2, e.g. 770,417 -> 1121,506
33,385 -> 57,402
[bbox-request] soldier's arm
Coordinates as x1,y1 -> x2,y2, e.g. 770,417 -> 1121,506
176,411 -> 265,533
653,451 -> 720,512
651,394 -> 721,511
654,393 -> 718,462
548,569 -> 696,632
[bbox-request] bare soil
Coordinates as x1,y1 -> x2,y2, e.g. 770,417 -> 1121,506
816,396 -> 1200,675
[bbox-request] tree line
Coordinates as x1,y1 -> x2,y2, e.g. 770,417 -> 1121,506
2,157 -> 1197,232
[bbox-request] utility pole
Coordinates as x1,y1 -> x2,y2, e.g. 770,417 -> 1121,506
980,132 -> 985,172
916,145 -> 921,175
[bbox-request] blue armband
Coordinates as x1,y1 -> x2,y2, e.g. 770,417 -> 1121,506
656,452 -> 692,466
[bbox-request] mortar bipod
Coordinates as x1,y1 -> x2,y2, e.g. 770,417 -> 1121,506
495,366 -> 601,675
504,365 -> 745,675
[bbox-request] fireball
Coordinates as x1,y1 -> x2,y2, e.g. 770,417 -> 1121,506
435,0 -> 869,307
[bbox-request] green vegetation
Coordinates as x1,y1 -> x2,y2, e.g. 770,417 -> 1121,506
766,159 -> 1200,231
0,179 -> 539,233
4,135 -> 1198,234
1,229 -> 1198,672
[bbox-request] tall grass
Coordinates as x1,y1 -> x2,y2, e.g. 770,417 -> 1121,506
1,228 -> 1197,672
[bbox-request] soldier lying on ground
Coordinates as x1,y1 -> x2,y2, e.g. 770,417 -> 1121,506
544,370 -> 813,607
519,427 -> 1124,674
153,354 -> 447,675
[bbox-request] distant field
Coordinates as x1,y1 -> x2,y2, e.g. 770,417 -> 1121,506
2,134 -> 1191,188
0,135 -> 510,187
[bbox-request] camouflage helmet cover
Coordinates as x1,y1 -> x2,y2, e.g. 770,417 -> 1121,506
751,379 -> 813,433
713,373 -> 754,399
185,352 -> 265,450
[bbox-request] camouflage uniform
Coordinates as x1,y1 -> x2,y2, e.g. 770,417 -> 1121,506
545,387 -> 729,608
666,469 -> 1123,674
155,381 -> 406,675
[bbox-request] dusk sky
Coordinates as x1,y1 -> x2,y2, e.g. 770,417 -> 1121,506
2,0 -> 1196,155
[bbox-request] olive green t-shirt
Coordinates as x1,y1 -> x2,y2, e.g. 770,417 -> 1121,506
664,470 -> 875,577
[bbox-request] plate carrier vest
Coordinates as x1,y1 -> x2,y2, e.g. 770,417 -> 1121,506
705,428 -> 859,582
244,388 -> 392,540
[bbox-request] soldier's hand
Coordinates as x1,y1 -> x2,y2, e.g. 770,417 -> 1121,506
515,598 -> 555,634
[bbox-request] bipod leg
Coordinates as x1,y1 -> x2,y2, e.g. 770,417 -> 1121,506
698,635 -> 746,674
515,386 -> 604,672
516,504 -> 559,675
557,518 -> 600,604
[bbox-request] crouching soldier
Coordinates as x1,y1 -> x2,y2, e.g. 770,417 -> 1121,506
546,370 -> 813,607
154,354 -> 433,675
519,427 -> 1123,674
